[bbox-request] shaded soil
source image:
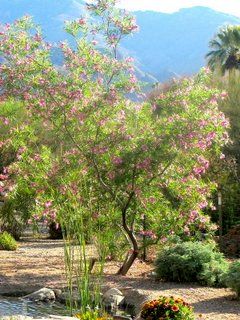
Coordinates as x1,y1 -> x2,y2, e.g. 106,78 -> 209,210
0,238 -> 240,319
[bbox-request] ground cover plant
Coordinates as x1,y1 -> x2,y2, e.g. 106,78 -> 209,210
0,231 -> 17,250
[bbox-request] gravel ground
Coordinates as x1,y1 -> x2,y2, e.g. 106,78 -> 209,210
0,238 -> 239,319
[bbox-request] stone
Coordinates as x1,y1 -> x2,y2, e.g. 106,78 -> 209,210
147,271 -> 157,279
123,288 -> 148,314
53,288 -> 63,299
103,288 -> 125,308
56,290 -> 81,304
23,287 -> 56,302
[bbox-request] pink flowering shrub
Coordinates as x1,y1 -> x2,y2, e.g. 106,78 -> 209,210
0,1 -> 229,274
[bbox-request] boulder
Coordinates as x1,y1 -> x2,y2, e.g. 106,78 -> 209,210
23,287 -> 56,302
103,288 -> 125,308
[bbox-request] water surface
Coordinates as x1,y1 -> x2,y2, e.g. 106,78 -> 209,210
0,296 -> 69,318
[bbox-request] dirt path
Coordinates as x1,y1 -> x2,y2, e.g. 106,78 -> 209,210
0,238 -> 66,295
0,239 -> 239,319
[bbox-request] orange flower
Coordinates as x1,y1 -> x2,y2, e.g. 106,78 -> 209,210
175,298 -> 183,304
171,305 -> 179,312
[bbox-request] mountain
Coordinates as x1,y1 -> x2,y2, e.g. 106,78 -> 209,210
0,1 -> 240,81
123,7 -> 240,80
0,0 -> 86,42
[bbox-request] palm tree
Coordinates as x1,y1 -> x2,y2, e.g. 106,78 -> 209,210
206,25 -> 240,74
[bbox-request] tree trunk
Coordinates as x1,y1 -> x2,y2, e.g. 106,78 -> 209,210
117,249 -> 139,275
117,208 -> 139,275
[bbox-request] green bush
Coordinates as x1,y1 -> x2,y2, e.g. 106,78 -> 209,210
141,296 -> 194,320
155,242 -> 228,286
0,231 -> 18,251
224,260 -> 240,298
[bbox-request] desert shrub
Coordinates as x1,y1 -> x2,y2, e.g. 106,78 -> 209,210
224,260 -> 240,298
155,241 -> 228,286
0,191 -> 34,240
0,231 -> 18,251
141,296 -> 194,320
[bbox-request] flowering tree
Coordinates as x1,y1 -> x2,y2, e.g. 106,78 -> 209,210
0,1 -> 229,275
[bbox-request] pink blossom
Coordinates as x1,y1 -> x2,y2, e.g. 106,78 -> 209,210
221,119 -> 229,127
139,230 -> 157,240
148,196 -> 156,204
141,145 -> 148,152
112,156 -> 123,165
134,104 -> 142,111
125,57 -> 134,63
44,201 -> 52,208
136,158 -> 151,170
92,146 -> 108,155
197,141 -> 207,150
189,210 -> 199,222
0,174 -> 8,180
160,237 -> 168,243
50,211 -> 57,220
33,154 -> 41,162
129,74 -> 137,83
152,104 -> 157,112
184,226 -> 190,235
92,212 -> 99,219
78,18 -> 86,25
39,99 -> 46,107
220,91 -> 228,99
117,110 -> 126,120
199,201 -> 208,209
107,171 -> 115,180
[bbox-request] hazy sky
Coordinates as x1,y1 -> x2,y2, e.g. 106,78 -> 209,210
118,0 -> 240,17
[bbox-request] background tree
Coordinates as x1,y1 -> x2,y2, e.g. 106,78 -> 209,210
209,71 -> 240,233
206,25 -> 240,74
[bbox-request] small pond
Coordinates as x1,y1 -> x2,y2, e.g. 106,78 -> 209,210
0,296 -> 135,319
0,296 -> 69,318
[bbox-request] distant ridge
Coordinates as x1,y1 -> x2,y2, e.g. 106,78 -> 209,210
123,6 -> 240,80
0,2 -> 240,81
